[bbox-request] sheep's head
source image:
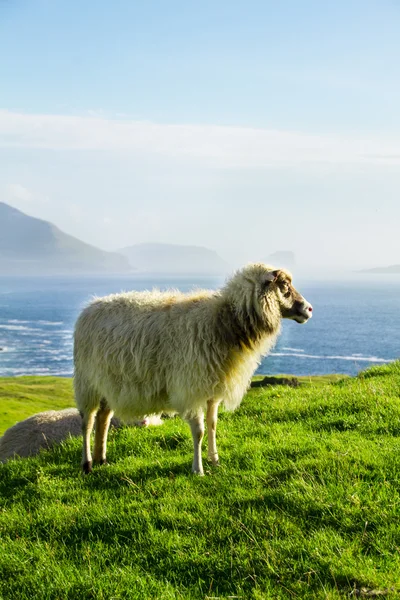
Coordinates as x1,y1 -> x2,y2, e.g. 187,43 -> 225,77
224,263 -> 313,333
261,267 -> 313,324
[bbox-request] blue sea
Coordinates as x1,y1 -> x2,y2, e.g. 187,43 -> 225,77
0,275 -> 399,378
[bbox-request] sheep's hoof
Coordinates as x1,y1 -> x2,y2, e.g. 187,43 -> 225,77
93,456 -> 108,466
82,461 -> 93,474
192,469 -> 205,477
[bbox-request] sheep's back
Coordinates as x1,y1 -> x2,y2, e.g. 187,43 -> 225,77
0,409 -> 82,461
73,287 -> 276,415
74,290 -> 226,412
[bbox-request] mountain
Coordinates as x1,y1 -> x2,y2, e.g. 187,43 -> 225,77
265,251 -> 296,270
119,243 -> 229,275
360,265 -> 400,274
0,202 -> 130,274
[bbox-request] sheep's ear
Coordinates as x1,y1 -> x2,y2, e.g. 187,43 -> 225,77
264,270 -> 279,283
263,270 -> 279,288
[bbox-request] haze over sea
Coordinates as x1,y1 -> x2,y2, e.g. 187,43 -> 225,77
0,275 -> 399,378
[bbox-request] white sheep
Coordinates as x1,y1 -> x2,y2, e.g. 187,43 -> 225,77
74,263 -> 313,475
0,409 -> 163,462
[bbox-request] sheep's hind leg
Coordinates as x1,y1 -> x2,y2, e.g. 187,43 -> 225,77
93,398 -> 113,465
188,412 -> 205,476
206,399 -> 221,466
81,409 -> 97,474
93,398 -> 114,466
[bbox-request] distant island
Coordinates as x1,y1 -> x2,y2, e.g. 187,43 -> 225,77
360,265 -> 400,274
0,203 -> 229,276
119,243 -> 229,275
0,202 -> 129,275
265,251 -> 296,270
0,202 -> 305,277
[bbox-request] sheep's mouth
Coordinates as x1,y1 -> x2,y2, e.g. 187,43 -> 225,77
292,307 -> 312,324
293,313 -> 310,324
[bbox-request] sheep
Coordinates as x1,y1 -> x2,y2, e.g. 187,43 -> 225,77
0,409 -> 163,463
74,263 -> 313,476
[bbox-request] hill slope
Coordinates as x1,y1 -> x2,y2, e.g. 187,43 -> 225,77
1,362 -> 400,599
266,250 -> 296,269
0,376 -> 73,435
119,242 -> 229,275
0,202 -> 130,274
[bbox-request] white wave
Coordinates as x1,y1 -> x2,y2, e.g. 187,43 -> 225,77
7,319 -> 31,324
10,367 -> 51,373
0,324 -> 40,331
50,371 -> 73,376
6,319 -> 66,328
22,331 -> 69,338
281,347 -> 304,352
18,331 -> 48,337
11,368 -> 73,376
0,346 -> 15,353
42,353 -> 71,361
271,352 -> 393,363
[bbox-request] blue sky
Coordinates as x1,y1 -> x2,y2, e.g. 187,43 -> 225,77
1,0 -> 400,270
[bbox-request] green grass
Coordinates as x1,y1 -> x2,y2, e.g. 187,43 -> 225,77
0,375 -> 343,437
0,376 -> 73,435
1,362 -> 400,599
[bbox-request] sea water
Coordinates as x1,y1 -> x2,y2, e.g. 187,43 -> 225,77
0,275 -> 399,377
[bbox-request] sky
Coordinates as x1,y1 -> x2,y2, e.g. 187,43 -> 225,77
1,0 -> 400,271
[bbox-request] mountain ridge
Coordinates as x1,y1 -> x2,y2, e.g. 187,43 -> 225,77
119,242 -> 229,275
0,202 -> 130,274
359,264 -> 400,274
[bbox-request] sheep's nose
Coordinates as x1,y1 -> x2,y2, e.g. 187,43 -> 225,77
308,306 -> 313,313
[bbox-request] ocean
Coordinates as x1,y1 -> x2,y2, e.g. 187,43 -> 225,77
0,275 -> 399,378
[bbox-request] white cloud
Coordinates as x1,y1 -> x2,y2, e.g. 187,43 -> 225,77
68,203 -> 84,223
4,183 -> 49,208
5,183 -> 34,203
1,109 -> 400,168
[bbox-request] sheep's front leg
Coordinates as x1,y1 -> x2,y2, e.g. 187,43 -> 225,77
206,400 -> 220,465
81,409 -> 97,474
93,398 -> 114,465
188,413 -> 205,475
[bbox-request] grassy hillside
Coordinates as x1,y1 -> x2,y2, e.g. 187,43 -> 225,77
0,362 -> 400,599
0,376 -> 73,436
0,375 -> 344,437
